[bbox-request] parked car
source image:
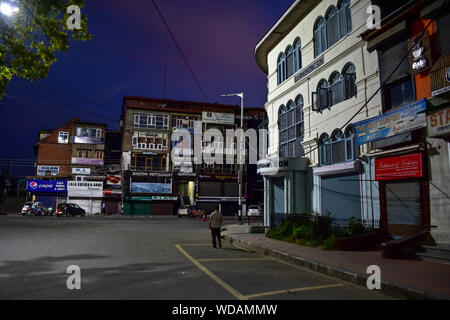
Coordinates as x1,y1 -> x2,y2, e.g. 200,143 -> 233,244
21,202 -> 34,216
247,205 -> 261,216
177,205 -> 205,218
56,203 -> 86,217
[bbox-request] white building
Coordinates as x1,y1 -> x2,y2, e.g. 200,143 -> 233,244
255,0 -> 383,225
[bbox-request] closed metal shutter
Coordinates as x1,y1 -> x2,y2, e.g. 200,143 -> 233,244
321,173 -> 361,219
69,199 -> 90,214
35,194 -> 57,209
151,202 -> 173,215
124,201 -> 151,215
386,182 -> 421,225
199,181 -> 221,196
273,177 -> 285,214
223,182 -> 238,197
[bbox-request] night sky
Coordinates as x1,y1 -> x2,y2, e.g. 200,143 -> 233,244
0,0 -> 293,177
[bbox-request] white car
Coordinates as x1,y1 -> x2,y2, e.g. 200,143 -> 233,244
247,205 -> 261,216
21,202 -> 34,215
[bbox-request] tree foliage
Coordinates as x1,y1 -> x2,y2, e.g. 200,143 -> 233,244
0,0 -> 92,98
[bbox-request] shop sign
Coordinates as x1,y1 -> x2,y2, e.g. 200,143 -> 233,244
427,107 -> 450,137
72,168 -> 91,175
129,196 -> 177,201
73,136 -> 104,144
72,158 -> 104,166
131,182 -> 172,194
408,32 -> 432,75
256,158 -> 289,175
354,99 -> 427,145
107,175 -> 122,185
375,153 -> 423,180
294,55 -> 324,83
67,181 -> 103,197
431,55 -> 450,97
202,112 -> 235,125
26,180 -> 67,193
37,165 -> 60,176
132,171 -> 173,177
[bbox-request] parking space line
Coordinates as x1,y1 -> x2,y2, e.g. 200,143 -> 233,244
175,244 -> 247,300
197,258 -> 271,262
244,283 -> 347,299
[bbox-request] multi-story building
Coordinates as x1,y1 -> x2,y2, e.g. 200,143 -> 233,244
29,117 -> 107,214
255,0 -> 383,226
120,96 -> 267,216
360,0 -> 450,245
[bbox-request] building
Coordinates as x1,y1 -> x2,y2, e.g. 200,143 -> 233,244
120,97 -> 267,216
103,130 -> 123,215
360,0 -> 450,243
255,0 -> 382,226
29,118 -> 107,214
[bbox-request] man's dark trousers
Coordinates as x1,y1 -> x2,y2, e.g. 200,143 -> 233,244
211,228 -> 222,248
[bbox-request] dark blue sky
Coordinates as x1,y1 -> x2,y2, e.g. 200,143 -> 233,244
0,0 -> 293,177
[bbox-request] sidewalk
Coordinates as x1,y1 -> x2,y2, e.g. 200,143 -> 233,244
223,226 -> 450,300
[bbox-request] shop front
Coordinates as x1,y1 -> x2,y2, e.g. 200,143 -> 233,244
26,179 -> 67,209
67,181 -> 103,215
257,157 -> 309,226
123,196 -> 177,216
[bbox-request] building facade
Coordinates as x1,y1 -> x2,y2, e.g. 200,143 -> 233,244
255,0 -> 383,226
120,97 -> 267,216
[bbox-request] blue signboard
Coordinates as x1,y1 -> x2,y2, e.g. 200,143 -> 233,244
354,99 -> 427,145
131,182 -> 172,194
26,180 -> 67,193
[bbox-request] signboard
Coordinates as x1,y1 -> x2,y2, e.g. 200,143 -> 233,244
73,136 -> 104,144
428,107 -> 450,137
26,180 -> 67,193
375,153 -> 423,181
37,165 -> 60,176
72,168 -> 91,175
72,158 -> 104,166
294,55 -> 324,83
257,158 -> 290,175
408,31 -> 432,75
354,99 -> 427,145
129,196 -> 177,201
430,55 -> 450,97
67,181 -> 103,197
131,182 -> 172,194
107,175 -> 122,185
202,112 -> 235,125
132,171 -> 173,177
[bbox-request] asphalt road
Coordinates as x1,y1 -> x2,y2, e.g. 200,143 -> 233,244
0,215 -> 394,300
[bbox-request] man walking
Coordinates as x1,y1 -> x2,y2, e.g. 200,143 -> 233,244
209,206 -> 223,249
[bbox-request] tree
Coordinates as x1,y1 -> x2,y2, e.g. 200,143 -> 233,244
0,0 -> 92,98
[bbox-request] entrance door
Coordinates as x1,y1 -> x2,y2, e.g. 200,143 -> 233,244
385,181 -> 422,236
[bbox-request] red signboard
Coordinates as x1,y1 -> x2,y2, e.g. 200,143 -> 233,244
375,153 -> 423,181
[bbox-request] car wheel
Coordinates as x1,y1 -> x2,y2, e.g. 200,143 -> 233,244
81,212 -> 85,217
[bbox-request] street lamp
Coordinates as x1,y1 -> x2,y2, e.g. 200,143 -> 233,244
0,2 -> 19,17
221,92 -> 244,223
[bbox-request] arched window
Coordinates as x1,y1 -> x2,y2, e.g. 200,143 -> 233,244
293,37 -> 302,72
277,53 -> 286,85
319,126 -> 358,166
278,97 -> 304,159
285,45 -> 295,79
329,71 -> 344,106
317,79 -> 329,111
342,63 -> 357,99
313,1 -> 352,57
338,0 -> 352,38
314,17 -> 327,57
326,6 -> 339,48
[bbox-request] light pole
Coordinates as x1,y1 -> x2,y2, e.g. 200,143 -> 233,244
221,92 -> 244,223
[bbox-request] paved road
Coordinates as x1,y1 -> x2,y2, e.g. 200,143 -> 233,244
0,215 -> 394,300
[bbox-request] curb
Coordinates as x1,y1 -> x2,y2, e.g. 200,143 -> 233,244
225,234 -> 450,300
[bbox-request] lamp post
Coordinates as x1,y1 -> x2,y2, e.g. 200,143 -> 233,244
221,92 -> 244,223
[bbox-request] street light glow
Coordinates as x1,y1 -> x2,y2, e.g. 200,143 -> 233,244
0,2 -> 19,17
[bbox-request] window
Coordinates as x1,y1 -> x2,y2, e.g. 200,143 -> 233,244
76,128 -> 102,138
277,38 -> 302,85
134,113 -> 169,129
314,1 -> 352,57
131,154 -> 167,171
277,53 -> 286,85
278,95 -> 304,159
384,77 -> 415,111
132,132 -> 168,150
58,131 -> 69,144
313,63 -> 356,112
96,151 -> 103,159
319,125 -> 358,166
342,63 -> 357,99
